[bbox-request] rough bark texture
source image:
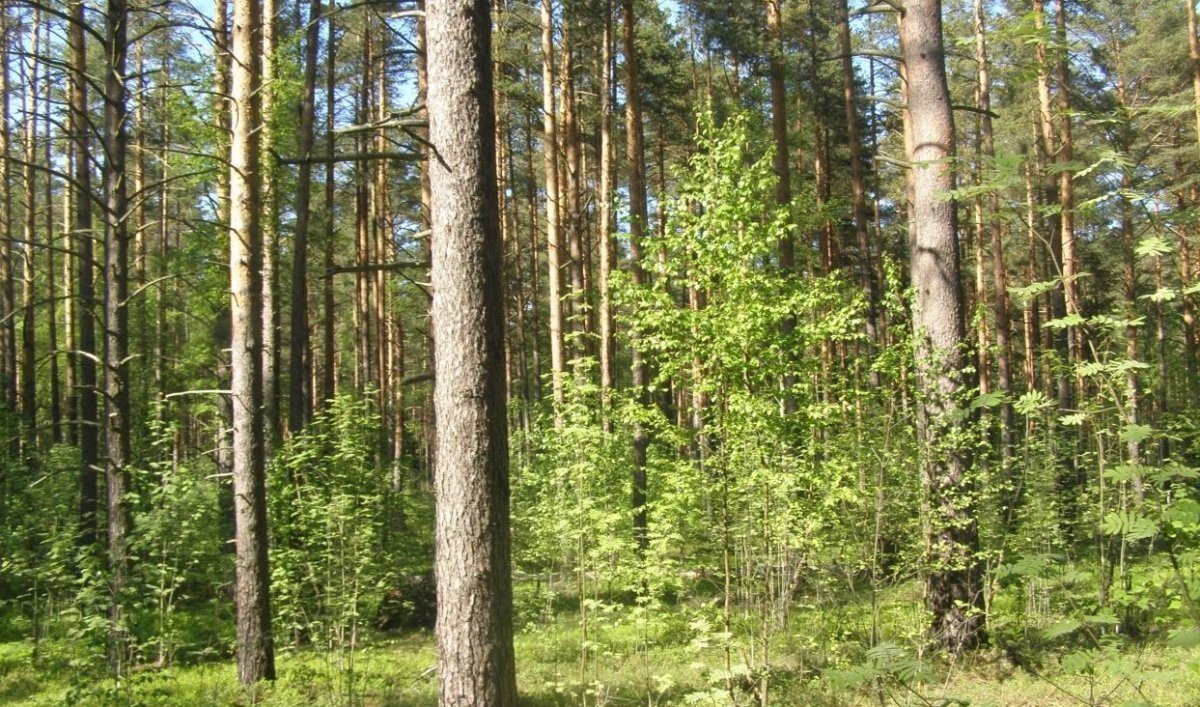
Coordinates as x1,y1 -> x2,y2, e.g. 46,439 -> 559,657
973,0 -> 1015,478
290,0 -> 321,432
321,15 -> 337,407
21,10 -> 40,461
0,12 -> 13,420
838,0 -> 880,356
101,0 -> 135,671
900,0 -> 984,654
69,0 -> 100,548
426,0 -> 518,703
597,0 -> 616,398
229,0 -> 275,682
623,0 -> 651,553
261,0 -> 279,451
1184,0 -> 1200,408
541,0 -> 566,421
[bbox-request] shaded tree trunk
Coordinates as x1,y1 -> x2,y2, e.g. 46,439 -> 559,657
290,0 -> 322,432
20,9 -> 40,461
623,0 -> 651,554
837,0 -> 880,362
0,12 -> 13,421
321,14 -> 337,407
974,0 -> 1014,477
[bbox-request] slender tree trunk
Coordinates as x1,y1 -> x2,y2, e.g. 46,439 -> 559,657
561,9 -> 586,357
71,0 -> 99,549
62,142 -> 76,446
43,55 -> 61,445
290,0 -> 321,432
541,0 -> 566,421
1184,0 -> 1200,408
228,0 -> 275,681
523,113 -> 543,399
1033,0 -> 1070,408
156,80 -> 170,407
1120,166 -> 1144,496
261,0 -> 279,451
900,0 -> 984,654
623,0 -> 651,553
354,29 -> 373,390
426,0 -> 517,702
21,10 -> 40,461
838,0 -> 880,362
766,0 -> 799,412
974,0 -> 1014,473
374,50 -> 392,462
1055,0 -> 1080,377
0,11 -> 14,420
321,15 -> 337,407
103,0 -> 134,670
597,0 -> 616,402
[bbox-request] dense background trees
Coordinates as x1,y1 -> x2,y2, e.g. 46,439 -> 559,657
2,0 -> 1200,702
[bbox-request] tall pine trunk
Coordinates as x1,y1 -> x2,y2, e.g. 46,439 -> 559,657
228,0 -> 275,681
900,0 -> 984,654
426,0 -> 517,701
623,0 -> 651,554
290,0 -> 321,432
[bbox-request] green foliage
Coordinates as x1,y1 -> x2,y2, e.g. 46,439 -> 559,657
269,394 -> 422,651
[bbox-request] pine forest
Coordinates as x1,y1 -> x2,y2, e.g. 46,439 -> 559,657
1,0 -> 1200,703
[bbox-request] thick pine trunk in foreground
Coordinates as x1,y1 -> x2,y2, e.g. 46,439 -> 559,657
426,0 -> 517,703
900,0 -> 984,654
228,0 -> 275,682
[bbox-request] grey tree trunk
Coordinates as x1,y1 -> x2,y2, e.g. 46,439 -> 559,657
321,14 -> 337,407
900,0 -> 984,654
228,0 -> 275,682
426,0 -> 517,703
69,0 -> 100,548
102,0 -> 134,671
622,0 -> 651,554
21,10 -> 40,462
261,0 -> 279,453
290,0 -> 322,432
0,12 -> 14,421
838,0 -> 881,365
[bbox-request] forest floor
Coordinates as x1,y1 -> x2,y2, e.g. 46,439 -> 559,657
3,581 -> 1199,706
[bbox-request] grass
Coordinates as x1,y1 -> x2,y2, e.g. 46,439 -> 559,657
3,580 -> 1200,705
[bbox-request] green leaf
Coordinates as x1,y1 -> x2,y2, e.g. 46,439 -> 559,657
1119,424 -> 1154,444
970,390 -> 1004,410
1045,313 -> 1086,329
1060,413 -> 1088,427
1084,609 -> 1119,626
1043,619 -> 1081,639
1167,626 -> 1200,648
1135,236 -> 1172,258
